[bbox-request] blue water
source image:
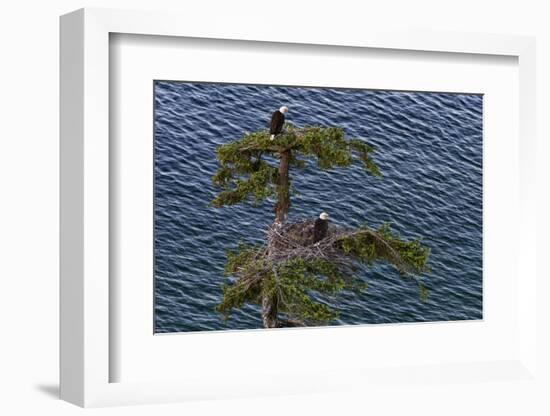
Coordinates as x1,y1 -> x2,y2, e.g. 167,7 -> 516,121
154,81 -> 483,333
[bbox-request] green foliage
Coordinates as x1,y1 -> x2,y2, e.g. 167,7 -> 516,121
274,258 -> 370,323
211,124 -> 381,208
216,244 -> 266,318
339,223 -> 431,275
212,163 -> 278,207
217,252 -> 370,325
419,282 -> 430,303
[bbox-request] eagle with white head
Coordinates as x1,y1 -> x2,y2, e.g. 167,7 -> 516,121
269,106 -> 289,140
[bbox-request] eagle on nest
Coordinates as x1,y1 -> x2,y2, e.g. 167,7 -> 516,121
278,212 -> 332,247
267,214 -> 421,278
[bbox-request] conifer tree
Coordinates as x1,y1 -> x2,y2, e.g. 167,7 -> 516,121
212,124 -> 430,328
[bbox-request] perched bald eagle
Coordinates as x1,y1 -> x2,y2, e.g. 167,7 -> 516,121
270,106 -> 288,140
313,212 -> 329,244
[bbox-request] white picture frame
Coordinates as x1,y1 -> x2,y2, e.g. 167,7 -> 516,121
60,7 -> 537,408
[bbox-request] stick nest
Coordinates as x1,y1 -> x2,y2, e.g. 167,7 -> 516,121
266,219 -> 422,276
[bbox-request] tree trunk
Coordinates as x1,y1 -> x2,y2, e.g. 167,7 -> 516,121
275,149 -> 291,224
262,149 -> 292,328
261,294 -> 278,328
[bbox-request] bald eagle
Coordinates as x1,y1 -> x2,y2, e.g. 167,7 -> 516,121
313,212 -> 329,244
270,106 -> 288,140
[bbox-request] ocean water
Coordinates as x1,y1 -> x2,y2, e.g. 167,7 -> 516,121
154,81 -> 483,333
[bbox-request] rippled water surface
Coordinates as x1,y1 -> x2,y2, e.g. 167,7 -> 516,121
154,81 -> 483,333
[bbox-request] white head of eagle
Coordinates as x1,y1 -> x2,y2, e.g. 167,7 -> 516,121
270,106 -> 289,140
